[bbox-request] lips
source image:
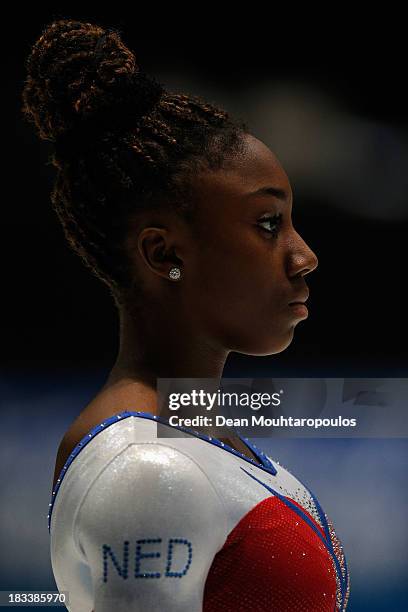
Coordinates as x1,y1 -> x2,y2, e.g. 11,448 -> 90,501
289,291 -> 309,305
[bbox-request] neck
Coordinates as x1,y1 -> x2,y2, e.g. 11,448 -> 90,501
101,304 -> 259,462
105,303 -> 229,389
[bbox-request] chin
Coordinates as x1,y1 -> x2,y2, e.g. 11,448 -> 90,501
238,327 -> 296,357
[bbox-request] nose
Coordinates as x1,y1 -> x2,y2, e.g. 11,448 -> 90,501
287,231 -> 319,278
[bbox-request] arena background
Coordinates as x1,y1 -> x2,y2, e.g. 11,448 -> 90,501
3,6 -> 407,610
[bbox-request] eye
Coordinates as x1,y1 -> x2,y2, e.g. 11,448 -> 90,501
257,212 -> 283,237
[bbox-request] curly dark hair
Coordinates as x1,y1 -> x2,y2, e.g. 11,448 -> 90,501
22,19 -> 249,308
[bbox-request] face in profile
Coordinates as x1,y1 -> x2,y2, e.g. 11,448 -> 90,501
180,133 -> 319,356
133,132 -> 318,358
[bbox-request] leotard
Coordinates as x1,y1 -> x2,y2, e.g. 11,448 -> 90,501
48,411 -> 350,611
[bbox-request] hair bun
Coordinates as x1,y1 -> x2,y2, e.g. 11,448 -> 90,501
22,19 -> 164,145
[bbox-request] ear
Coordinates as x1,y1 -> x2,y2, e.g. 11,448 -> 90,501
137,227 -> 183,281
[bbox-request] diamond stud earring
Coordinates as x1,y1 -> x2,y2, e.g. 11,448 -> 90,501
168,266 -> 182,281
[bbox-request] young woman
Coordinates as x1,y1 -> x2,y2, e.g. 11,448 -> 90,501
23,19 -> 349,611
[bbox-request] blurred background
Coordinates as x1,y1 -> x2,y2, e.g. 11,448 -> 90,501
3,5 -> 407,610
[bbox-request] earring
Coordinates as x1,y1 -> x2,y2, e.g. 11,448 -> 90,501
168,266 -> 182,281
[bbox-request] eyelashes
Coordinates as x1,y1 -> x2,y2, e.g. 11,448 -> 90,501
257,212 -> 283,237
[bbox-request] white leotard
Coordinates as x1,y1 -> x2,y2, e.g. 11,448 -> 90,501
49,411 -> 349,611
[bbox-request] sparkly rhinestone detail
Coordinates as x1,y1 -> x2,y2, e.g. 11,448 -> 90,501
168,267 -> 181,280
277,482 -> 323,530
326,515 -> 350,610
204,492 -> 340,610
263,457 -> 324,530
47,411 -> 349,607
47,411 -> 277,533
269,460 -> 350,610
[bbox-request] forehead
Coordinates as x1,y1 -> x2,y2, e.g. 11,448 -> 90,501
191,134 -> 292,209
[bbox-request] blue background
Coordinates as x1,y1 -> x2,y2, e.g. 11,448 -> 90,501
0,370 -> 407,610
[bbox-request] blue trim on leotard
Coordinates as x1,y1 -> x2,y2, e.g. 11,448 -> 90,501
236,433 -> 277,471
240,466 -> 345,604
47,410 -> 278,533
271,458 -> 349,610
301,480 -> 348,609
240,466 -> 331,548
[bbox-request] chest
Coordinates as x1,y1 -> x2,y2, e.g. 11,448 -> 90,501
199,451 -> 349,611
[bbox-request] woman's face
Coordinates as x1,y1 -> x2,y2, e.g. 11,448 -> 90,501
184,133 -> 319,356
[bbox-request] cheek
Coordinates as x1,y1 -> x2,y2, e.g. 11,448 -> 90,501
188,240 -> 294,353
197,240 -> 272,303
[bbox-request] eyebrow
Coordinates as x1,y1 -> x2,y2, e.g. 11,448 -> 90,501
245,186 -> 290,201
